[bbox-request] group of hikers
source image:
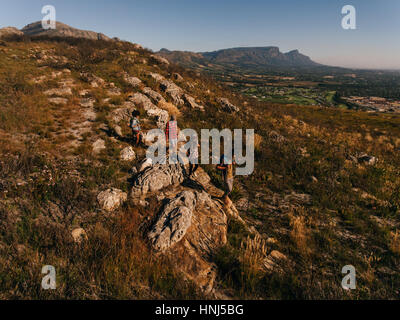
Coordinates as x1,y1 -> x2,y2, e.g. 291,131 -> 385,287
129,110 -> 235,207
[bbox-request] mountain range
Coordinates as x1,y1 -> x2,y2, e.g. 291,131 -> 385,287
158,46 -> 322,70
1,22 -> 321,69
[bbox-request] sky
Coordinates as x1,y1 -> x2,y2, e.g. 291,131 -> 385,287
1,0 -> 399,69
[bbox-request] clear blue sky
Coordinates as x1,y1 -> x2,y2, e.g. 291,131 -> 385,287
1,0 -> 399,69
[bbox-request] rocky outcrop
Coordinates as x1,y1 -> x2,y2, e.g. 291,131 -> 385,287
122,72 -> 142,87
159,79 -> 185,106
0,27 -> 23,39
44,87 -> 72,96
97,188 -> 127,212
131,164 -> 185,198
129,93 -> 169,129
21,21 -> 111,41
148,190 -> 196,252
147,186 -> 228,293
80,72 -> 105,88
150,54 -> 170,65
216,97 -> 239,113
142,87 -> 166,104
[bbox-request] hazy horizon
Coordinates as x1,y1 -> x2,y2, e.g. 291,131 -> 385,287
1,0 -> 399,69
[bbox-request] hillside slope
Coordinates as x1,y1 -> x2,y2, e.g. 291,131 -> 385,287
0,34 -> 399,299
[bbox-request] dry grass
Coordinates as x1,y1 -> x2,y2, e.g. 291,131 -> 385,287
289,210 -> 311,257
389,230 -> 400,255
158,101 -> 181,118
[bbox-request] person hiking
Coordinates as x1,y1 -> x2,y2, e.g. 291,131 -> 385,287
216,154 -> 236,206
165,114 -> 180,154
187,143 -> 200,177
130,110 -> 141,146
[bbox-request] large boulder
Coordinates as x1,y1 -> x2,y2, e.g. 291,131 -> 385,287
97,188 -> 127,212
148,190 -> 196,252
151,188 -> 228,293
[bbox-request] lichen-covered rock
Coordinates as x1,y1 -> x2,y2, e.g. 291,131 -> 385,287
148,191 -> 196,252
97,188 -> 127,212
131,163 -> 185,198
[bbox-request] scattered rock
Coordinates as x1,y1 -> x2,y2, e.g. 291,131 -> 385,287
216,97 -> 239,113
357,154 -> 378,166
80,72 -> 105,88
263,250 -> 287,272
184,94 -> 204,111
97,188 -> 127,212
44,87 -> 72,97
122,72 -> 142,87
48,97 -> 68,105
284,192 -> 312,205
79,97 -> 96,108
269,131 -> 286,143
92,138 -> 106,154
120,146 -> 136,161
71,228 -> 87,243
106,87 -> 122,96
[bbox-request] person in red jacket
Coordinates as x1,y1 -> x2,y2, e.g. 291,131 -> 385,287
165,114 -> 180,155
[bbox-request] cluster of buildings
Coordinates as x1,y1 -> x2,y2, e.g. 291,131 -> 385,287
343,96 -> 400,113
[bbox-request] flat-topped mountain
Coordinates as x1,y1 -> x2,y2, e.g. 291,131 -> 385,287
158,46 -> 321,70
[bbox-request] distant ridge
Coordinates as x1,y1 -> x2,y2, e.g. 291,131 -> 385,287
158,46 -> 322,70
20,21 -> 111,41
